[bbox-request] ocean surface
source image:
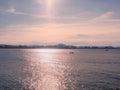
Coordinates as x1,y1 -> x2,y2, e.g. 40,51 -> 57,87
0,49 -> 120,90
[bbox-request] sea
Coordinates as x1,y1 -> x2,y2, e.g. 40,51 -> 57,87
0,49 -> 120,90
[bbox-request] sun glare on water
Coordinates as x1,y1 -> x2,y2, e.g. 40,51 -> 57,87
36,49 -> 58,62
27,49 -> 63,90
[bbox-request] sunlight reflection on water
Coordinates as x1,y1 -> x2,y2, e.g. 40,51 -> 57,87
24,49 -> 68,90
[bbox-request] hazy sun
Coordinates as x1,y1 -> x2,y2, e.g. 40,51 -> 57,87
45,0 -> 57,18
45,0 -> 54,9
36,0 -> 60,20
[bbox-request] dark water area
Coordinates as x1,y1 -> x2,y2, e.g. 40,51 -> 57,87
0,49 -> 120,90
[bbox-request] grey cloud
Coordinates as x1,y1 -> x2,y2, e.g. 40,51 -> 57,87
70,34 -> 104,39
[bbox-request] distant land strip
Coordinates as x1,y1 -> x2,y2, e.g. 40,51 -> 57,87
0,44 -> 120,49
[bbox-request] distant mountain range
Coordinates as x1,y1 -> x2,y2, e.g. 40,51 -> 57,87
0,44 -> 120,49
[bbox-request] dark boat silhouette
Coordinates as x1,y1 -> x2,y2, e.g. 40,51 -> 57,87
105,49 -> 109,51
69,52 -> 74,54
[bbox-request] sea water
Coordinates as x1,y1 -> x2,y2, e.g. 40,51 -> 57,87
0,49 -> 120,90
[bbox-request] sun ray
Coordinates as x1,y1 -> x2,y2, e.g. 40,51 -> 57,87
45,0 -> 55,19
35,0 -> 60,21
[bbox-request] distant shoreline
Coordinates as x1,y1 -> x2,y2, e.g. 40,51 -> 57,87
0,47 -> 120,49
0,44 -> 120,49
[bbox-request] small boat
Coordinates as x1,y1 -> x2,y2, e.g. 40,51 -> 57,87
69,52 -> 74,54
105,49 -> 109,51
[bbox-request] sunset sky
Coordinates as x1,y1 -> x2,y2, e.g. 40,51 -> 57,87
0,0 -> 120,46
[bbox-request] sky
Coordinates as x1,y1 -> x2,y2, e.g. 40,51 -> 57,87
0,0 -> 120,46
